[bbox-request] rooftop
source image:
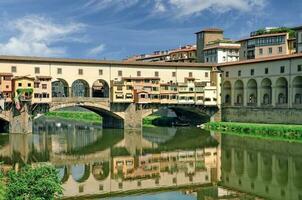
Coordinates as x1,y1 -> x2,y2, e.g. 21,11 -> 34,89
195,28 -> 224,34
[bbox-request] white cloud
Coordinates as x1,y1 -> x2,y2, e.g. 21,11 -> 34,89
87,44 -> 106,56
154,0 -> 266,18
83,0 -> 139,12
0,15 -> 85,57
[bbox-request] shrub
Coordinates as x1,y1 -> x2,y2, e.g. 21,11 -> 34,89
5,165 -> 62,200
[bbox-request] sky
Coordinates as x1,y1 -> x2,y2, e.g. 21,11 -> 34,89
0,0 -> 301,60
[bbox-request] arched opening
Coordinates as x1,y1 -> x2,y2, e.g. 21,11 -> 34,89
71,79 -> 90,97
234,80 -> 244,106
0,118 -> 9,133
52,79 -> 69,97
275,77 -> 288,105
293,76 -> 302,105
92,79 -> 109,98
56,166 -> 69,183
261,78 -> 272,105
223,81 -> 232,105
92,162 -> 110,181
247,79 -> 257,106
71,164 -> 90,183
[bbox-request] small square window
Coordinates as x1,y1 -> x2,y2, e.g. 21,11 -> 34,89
205,72 -> 209,77
28,83 -> 31,87
11,66 -> 17,73
280,66 -> 285,73
99,69 -> 103,75
118,70 -> 122,76
189,72 -> 193,77
278,46 -> 283,53
42,84 -> 47,89
251,69 -> 254,76
78,69 -> 83,75
18,83 -> 22,87
57,68 -> 62,74
155,71 -> 159,77
137,71 -> 141,77
265,68 -> 269,74
259,48 -> 263,55
35,67 -> 40,74
225,72 -> 229,77
298,65 -> 302,72
238,70 -> 241,76
172,72 -> 176,77
268,47 -> 273,54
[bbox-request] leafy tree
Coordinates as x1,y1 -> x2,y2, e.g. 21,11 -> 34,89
5,165 -> 62,200
0,171 -> 5,200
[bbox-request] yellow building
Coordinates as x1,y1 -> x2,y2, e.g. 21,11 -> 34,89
160,82 -> 178,104
0,73 -> 13,102
33,76 -> 52,103
12,76 -> 35,101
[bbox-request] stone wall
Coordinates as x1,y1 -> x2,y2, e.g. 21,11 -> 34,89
222,107 -> 302,124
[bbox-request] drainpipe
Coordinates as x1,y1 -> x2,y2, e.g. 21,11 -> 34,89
289,58 -> 292,109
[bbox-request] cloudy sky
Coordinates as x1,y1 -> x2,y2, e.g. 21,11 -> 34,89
0,0 -> 300,60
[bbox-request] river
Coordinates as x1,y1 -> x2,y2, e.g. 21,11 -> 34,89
0,117 -> 301,200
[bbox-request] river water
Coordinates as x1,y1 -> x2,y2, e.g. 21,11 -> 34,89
0,118 -> 301,200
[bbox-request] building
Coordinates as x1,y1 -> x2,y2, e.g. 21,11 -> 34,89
195,28 -> 224,63
293,25 -> 302,53
238,27 -> 296,60
159,82 -> 178,104
219,53 -> 302,124
0,73 -> 13,102
32,76 -> 52,103
12,76 -> 35,101
166,45 -> 196,63
203,40 -> 240,63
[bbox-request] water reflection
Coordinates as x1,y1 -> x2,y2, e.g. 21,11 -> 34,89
1,118 -> 301,199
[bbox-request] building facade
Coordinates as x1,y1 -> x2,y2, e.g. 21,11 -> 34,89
0,73 -> 13,102
238,29 -> 295,61
293,26 -> 302,53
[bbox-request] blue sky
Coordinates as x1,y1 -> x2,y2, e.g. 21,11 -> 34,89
0,0 -> 301,60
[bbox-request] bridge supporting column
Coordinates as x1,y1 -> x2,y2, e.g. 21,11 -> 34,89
9,103 -> 32,134
123,103 -> 142,129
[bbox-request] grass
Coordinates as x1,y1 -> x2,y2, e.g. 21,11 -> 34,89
206,122 -> 302,142
45,111 -> 102,123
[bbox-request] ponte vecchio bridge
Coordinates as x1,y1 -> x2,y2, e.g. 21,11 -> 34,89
0,56 -> 220,133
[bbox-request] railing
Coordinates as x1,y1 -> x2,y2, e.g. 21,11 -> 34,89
52,97 -> 110,103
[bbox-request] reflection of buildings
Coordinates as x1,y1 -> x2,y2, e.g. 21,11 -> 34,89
221,134 -> 302,200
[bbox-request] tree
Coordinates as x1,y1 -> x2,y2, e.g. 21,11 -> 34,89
5,165 -> 62,200
0,171 -> 5,200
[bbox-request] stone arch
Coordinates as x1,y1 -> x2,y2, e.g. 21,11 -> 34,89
52,78 -> 69,97
261,78 -> 272,105
234,80 -> 244,105
247,79 -> 257,105
292,76 -> 302,104
71,79 -> 90,97
92,79 -> 109,98
0,114 -> 9,133
92,162 -> 110,181
223,81 -> 232,105
71,164 -> 90,183
56,165 -> 69,183
275,77 -> 288,105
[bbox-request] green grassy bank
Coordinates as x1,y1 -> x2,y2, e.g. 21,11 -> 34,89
206,122 -> 302,142
45,111 -> 175,127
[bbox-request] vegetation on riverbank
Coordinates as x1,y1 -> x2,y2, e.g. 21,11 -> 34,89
143,115 -> 176,127
206,122 -> 302,141
45,111 -> 102,123
0,165 -> 62,200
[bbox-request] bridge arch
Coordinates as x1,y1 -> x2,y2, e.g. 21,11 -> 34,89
292,76 -> 302,104
234,80 -> 244,106
56,165 -> 69,183
71,79 -> 90,97
261,78 -> 272,105
52,78 -> 69,97
0,114 -> 9,132
92,162 -> 110,181
92,79 -> 109,98
247,79 -> 257,105
71,164 -> 90,183
222,81 -> 232,105
275,77 -> 288,105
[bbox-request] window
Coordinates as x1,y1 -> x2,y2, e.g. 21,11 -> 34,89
137,71 -> 141,77
99,69 -> 103,75
35,67 -> 40,74
28,83 -> 32,87
57,68 -> 62,74
225,71 -> 229,77
251,69 -> 254,76
42,84 -> 47,89
280,66 -> 285,73
117,86 -> 123,91
205,72 -> 209,77
34,83 -> 40,88
155,71 -> 159,77
298,65 -> 302,72
118,70 -> 122,76
78,69 -> 83,75
189,72 -> 193,77
238,70 -> 241,76
172,72 -> 176,77
278,46 -> 283,53
259,48 -> 263,55
268,47 -> 272,54
18,83 -> 22,87
265,68 -> 269,74
11,66 -> 17,73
